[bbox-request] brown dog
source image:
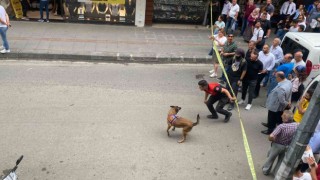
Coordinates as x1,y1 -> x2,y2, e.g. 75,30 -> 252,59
167,106 -> 200,143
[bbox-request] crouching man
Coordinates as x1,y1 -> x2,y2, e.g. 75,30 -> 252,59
198,80 -> 235,122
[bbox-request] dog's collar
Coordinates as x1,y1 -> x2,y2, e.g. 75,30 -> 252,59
169,115 -> 179,125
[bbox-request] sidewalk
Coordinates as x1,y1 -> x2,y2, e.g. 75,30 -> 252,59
0,21 -> 272,63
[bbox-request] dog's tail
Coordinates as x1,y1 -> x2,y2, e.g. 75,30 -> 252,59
193,114 -> 200,126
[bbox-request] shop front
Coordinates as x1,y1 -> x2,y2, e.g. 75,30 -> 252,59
5,0 -> 137,24
152,0 -> 207,24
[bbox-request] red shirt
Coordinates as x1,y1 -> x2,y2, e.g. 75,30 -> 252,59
244,4 -> 256,18
204,83 -> 222,96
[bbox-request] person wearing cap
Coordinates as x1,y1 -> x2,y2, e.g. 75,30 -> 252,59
198,80 -> 235,122
226,48 -> 247,111
289,65 -> 307,102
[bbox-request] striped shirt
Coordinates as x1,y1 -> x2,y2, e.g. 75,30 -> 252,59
272,122 -> 298,146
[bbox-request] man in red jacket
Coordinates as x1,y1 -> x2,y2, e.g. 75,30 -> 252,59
198,80 -> 235,122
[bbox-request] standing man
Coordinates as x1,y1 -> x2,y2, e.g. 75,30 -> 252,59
262,110 -> 298,175
245,41 -> 256,61
262,71 -> 292,135
250,20 -> 264,50
227,48 -> 247,111
38,0 -> 49,22
267,53 -> 294,95
280,0 -> 296,20
225,0 -> 240,34
266,0 -> 275,18
291,50 -> 306,68
221,0 -> 231,23
198,80 -> 235,122
238,50 -> 263,110
262,38 -> 284,87
254,44 -> 275,98
0,5 -> 10,54
219,33 -> 237,84
258,12 -> 272,50
240,0 -> 256,36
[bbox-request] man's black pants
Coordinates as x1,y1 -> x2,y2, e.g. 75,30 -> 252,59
267,110 -> 283,133
206,94 -> 229,116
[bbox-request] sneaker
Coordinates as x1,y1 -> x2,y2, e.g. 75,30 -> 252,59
209,73 -> 217,78
21,17 -> 29,20
0,49 -> 10,53
245,104 -> 252,110
46,19 -> 49,23
38,19 -> 44,22
224,112 -> 232,123
237,99 -> 245,105
209,69 -> 215,73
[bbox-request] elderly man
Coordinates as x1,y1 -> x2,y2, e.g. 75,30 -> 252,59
262,110 -> 298,175
292,50 -> 306,68
267,53 -> 294,95
262,38 -> 284,87
262,71 -> 292,135
254,44 -> 275,98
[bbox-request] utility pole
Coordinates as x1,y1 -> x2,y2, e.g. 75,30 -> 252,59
275,82 -> 320,180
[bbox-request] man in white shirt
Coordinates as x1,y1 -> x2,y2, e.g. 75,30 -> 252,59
250,20 -> 264,44
221,0 -> 231,22
224,0 -> 239,34
280,0 -> 296,20
254,44 -> 275,98
291,50 -> 306,68
0,5 -> 10,54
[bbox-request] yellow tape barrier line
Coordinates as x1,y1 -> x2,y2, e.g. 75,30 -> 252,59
210,2 -> 257,179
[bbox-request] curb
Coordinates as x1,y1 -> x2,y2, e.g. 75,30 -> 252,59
0,52 -> 213,64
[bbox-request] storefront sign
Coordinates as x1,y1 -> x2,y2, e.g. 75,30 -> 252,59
153,0 -> 206,23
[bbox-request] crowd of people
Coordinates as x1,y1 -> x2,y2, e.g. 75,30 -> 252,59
205,0 -> 320,178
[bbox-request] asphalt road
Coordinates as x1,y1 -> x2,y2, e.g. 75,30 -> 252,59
0,60 -> 274,180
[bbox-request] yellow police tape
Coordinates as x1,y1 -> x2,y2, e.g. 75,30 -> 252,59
209,2 -> 257,179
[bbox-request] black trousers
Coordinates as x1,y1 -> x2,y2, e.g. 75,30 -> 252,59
227,77 -> 240,106
242,79 -> 257,104
254,73 -> 266,97
206,94 -> 229,116
20,0 -> 29,17
267,110 -> 283,132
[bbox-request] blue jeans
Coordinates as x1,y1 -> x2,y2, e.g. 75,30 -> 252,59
225,17 -> 236,34
0,26 -> 9,50
40,0 -> 49,20
262,71 -> 270,87
267,74 -> 278,96
240,17 -> 248,35
276,29 -> 287,40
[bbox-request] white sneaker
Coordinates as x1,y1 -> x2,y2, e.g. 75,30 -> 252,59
209,69 -> 215,73
238,99 -> 244,105
0,49 -> 10,53
209,73 -> 217,78
245,104 -> 252,110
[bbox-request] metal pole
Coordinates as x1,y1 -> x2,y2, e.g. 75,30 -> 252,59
275,82 -> 320,179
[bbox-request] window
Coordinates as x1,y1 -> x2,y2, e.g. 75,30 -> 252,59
281,37 -> 310,61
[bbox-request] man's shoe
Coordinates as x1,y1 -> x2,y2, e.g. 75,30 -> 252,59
0,49 -> 10,53
207,114 -> 219,119
245,104 -> 252,110
227,104 -> 234,111
261,130 -> 271,135
224,112 -> 232,123
46,19 -> 50,23
38,19 -> 44,22
237,99 -> 244,105
261,122 -> 268,128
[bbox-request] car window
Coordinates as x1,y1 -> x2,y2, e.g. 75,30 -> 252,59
308,81 -> 319,92
281,37 -> 310,61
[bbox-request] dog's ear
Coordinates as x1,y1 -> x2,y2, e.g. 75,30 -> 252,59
170,105 -> 175,108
